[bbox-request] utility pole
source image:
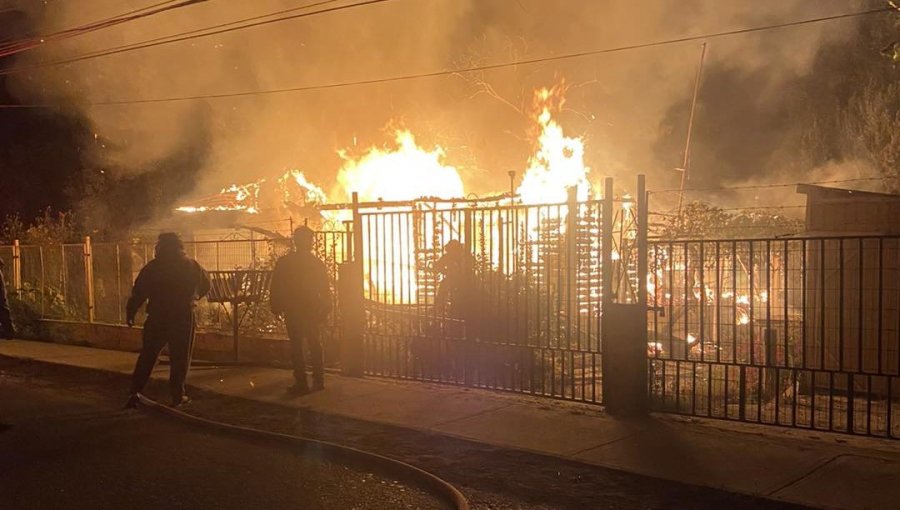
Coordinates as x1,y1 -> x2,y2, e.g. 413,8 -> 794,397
676,42 -> 708,219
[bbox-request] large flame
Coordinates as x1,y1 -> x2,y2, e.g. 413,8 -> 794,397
336,130 -> 464,203
517,82 -> 591,205
335,130 -> 464,303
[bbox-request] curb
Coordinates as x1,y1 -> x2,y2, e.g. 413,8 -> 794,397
136,394 -> 469,510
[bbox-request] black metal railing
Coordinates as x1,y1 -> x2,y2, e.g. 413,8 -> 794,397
648,236 -> 900,439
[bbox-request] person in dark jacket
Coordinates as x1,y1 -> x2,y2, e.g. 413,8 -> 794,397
0,259 -> 15,339
125,233 -> 210,407
270,226 -> 332,395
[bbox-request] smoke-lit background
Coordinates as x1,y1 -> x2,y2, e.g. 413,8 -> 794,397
1,0 -> 896,236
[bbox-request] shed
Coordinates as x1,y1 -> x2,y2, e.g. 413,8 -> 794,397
795,184 -> 900,391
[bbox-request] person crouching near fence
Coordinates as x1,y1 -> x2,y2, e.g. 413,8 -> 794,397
270,226 -> 332,395
125,233 -> 210,408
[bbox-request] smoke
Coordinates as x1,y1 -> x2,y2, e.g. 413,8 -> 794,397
2,0 -> 887,224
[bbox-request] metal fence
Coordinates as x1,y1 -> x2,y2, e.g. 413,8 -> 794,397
3,233 -> 349,350
349,180 -> 644,404
648,236 -> 900,439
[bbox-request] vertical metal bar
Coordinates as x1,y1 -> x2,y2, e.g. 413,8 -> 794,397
715,242 -> 721,363
637,175 -> 648,308
684,241 -> 690,361
61,244 -> 67,315
858,238 -> 864,374
739,365 -> 746,421
39,246 -> 45,317
732,241 -> 737,365
766,240 -> 771,367
784,240 -> 790,368
820,241 -> 826,370
601,178 -> 614,304
829,372 -> 835,431
566,187 -> 577,352
84,236 -> 95,323
669,241 -> 676,357
801,239 -> 807,369
116,243 -> 122,323
699,242 -> 705,363
11,239 -> 21,295
878,238 -> 884,375
389,213 -> 397,377
749,241 -> 755,366
792,369 -> 798,427
839,239 -> 845,372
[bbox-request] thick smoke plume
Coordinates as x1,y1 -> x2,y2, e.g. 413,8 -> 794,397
1,0 -> 889,228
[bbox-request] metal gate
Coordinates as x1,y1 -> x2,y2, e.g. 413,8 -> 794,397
345,177 -> 646,404
648,236 -> 900,439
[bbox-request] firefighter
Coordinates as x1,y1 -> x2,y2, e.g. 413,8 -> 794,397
125,233 -> 210,408
270,226 -> 332,395
0,259 -> 15,339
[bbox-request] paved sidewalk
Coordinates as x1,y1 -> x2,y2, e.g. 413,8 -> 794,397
3,339 -> 900,510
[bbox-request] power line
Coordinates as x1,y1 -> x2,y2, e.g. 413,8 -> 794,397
0,1 -> 209,58
649,177 -> 883,195
0,1 -> 181,52
0,1 -> 179,51
0,0 -> 343,76
0,5 -> 892,107
0,0 -> 381,76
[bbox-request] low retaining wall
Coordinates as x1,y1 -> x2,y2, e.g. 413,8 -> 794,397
37,319 -> 292,366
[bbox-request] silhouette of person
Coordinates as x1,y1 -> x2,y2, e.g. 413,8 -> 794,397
434,240 -> 477,328
0,259 -> 15,339
125,233 -> 210,407
270,226 -> 332,395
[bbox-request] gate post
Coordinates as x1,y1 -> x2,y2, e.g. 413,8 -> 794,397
84,236 -> 95,323
600,175 -> 649,416
12,239 -> 22,296
339,192 -> 366,377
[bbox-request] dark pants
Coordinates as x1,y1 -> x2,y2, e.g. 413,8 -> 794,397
286,315 -> 324,387
130,312 -> 195,401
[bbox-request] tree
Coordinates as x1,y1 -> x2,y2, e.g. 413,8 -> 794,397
841,79 -> 900,192
655,201 -> 803,239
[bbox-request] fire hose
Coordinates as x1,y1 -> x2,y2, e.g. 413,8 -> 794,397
136,394 -> 469,510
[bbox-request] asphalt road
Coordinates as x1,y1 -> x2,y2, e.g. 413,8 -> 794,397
0,357 -> 812,510
0,371 -> 445,510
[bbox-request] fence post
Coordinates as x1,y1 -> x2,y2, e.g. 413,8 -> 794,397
637,175 -> 648,308
12,239 -> 22,295
600,176 -> 649,416
566,186 -> 578,344
84,236 -> 95,323
338,192 -> 366,377
601,178 -> 614,302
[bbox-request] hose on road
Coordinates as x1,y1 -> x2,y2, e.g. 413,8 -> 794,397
136,395 -> 469,510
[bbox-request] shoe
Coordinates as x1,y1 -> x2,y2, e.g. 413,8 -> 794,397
312,379 -> 325,392
171,395 -> 191,407
124,393 -> 140,409
285,383 -> 310,396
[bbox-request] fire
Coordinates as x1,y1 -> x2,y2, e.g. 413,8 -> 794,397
279,169 -> 327,206
336,130 -> 463,203
335,130 -> 464,303
175,182 -> 261,214
517,82 -> 591,205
